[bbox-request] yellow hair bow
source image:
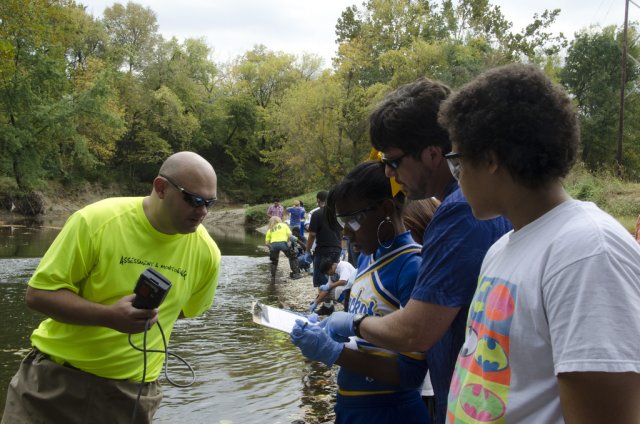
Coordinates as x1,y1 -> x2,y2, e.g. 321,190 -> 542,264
369,149 -> 404,197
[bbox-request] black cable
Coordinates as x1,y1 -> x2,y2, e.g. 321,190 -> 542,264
130,319 -> 150,424
128,319 -> 196,424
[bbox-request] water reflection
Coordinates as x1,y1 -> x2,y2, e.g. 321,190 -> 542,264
0,219 -> 336,423
0,224 -> 61,258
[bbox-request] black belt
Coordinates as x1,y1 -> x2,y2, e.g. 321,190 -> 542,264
31,347 -> 157,385
32,347 -> 80,370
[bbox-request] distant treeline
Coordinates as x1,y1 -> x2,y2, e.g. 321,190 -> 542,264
1,0 -> 639,204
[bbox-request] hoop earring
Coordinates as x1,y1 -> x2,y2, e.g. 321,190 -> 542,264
377,216 -> 395,249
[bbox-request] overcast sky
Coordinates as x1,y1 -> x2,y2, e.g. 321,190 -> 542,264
80,0 -> 633,67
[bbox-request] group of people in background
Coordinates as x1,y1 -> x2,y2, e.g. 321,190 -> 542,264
267,193 -> 366,317
265,199 -> 312,280
267,199 -> 307,236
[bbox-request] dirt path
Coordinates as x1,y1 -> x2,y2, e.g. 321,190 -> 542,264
202,207 -> 247,228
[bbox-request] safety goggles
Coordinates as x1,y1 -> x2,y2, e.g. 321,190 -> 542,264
159,174 -> 217,208
443,152 -> 464,181
335,203 -> 379,231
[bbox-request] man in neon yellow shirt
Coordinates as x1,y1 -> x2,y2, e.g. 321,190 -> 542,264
1,151 -> 221,424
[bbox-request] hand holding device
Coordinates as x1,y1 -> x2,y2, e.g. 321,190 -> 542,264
132,267 -> 172,309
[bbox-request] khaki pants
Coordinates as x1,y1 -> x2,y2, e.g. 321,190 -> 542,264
1,349 -> 162,424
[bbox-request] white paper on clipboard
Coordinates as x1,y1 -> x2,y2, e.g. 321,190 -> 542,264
251,301 -> 310,333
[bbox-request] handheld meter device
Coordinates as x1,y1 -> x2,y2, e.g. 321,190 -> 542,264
132,267 -> 172,309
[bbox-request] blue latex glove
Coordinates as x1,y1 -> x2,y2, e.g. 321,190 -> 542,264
289,309 -> 318,321
319,283 -> 331,292
308,302 -> 318,313
290,320 -> 343,367
318,311 -> 355,343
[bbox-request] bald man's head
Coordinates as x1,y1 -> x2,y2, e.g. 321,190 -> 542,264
158,152 -> 217,193
159,151 -> 215,178
147,151 -> 217,234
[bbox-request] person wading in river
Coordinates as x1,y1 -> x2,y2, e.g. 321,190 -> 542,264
265,216 -> 302,280
1,151 -> 221,424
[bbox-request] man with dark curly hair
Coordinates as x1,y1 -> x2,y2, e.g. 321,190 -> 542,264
438,63 -> 640,423
320,77 -> 512,424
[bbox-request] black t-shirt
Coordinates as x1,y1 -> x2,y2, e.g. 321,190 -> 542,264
309,207 -> 341,253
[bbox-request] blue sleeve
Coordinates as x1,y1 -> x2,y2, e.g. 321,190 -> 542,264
411,197 -> 510,307
395,253 -> 421,307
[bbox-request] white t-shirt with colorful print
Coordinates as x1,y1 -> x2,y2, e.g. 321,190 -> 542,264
447,199 -> 640,423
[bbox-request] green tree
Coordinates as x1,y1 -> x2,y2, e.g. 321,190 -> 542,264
561,25 -> 640,172
265,72 -> 377,193
232,45 -> 299,108
66,60 -> 126,178
0,0 -> 124,189
0,0 -> 66,189
112,71 -> 171,180
102,1 -> 159,73
148,85 -> 200,151
334,0 -> 563,88
265,75 -> 344,192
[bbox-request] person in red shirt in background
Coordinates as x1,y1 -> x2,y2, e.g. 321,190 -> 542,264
267,200 -> 284,219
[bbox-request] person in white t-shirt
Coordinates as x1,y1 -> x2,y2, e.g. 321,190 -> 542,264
309,258 -> 357,315
438,63 -> 640,423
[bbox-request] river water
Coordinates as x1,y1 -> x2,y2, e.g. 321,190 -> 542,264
0,215 -> 336,423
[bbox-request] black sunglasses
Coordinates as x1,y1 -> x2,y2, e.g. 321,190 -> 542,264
381,152 -> 410,170
159,174 -> 217,208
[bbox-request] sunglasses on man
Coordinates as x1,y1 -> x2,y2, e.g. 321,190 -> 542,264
159,174 -> 217,208
380,152 -> 410,170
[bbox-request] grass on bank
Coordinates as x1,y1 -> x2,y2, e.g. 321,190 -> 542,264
565,164 -> 640,234
246,164 -> 640,234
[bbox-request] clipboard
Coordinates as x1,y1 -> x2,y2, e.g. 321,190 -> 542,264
251,301 -> 310,333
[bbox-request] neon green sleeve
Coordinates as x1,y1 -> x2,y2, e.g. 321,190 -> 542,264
29,212 -> 96,293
